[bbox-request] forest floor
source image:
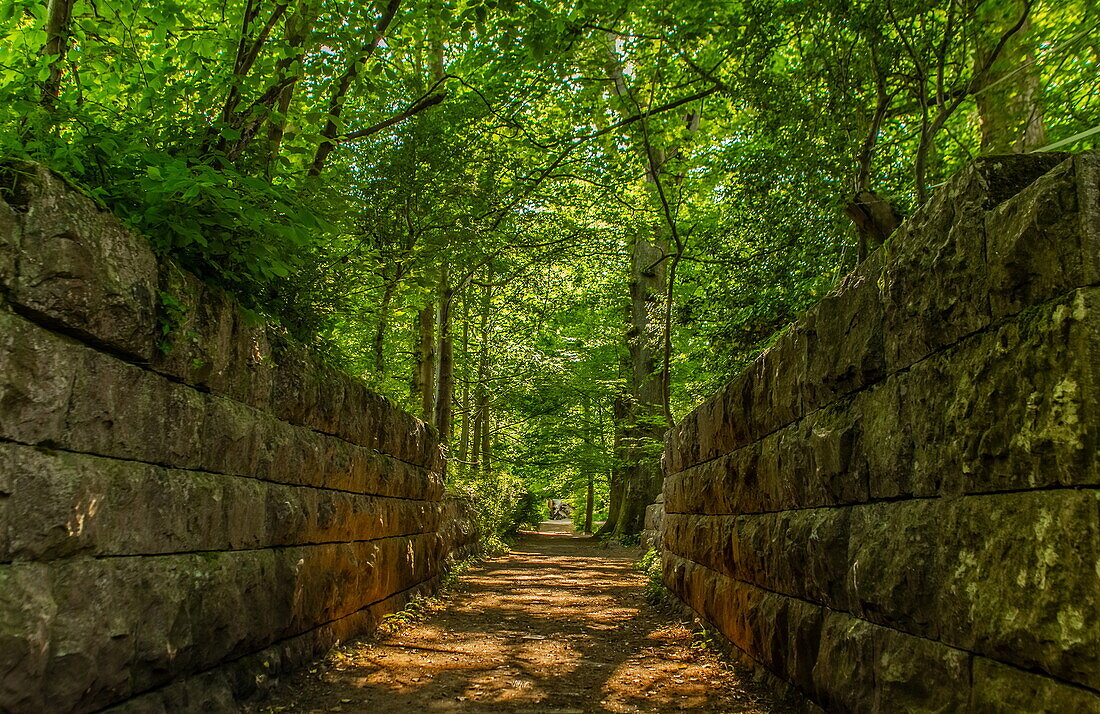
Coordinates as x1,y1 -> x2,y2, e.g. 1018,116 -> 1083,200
253,534 -> 791,713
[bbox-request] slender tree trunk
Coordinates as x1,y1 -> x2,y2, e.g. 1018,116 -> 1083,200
411,303 -> 436,423
373,274 -> 398,376
611,233 -> 668,538
470,278 -> 490,471
975,13 -> 1045,153
458,290 -> 471,466
434,266 -> 454,448
480,403 -> 492,475
40,0 -> 75,108
598,32 -> 673,538
475,279 -> 492,475
585,474 -> 594,535
261,0 -> 321,166
595,394 -> 628,537
583,395 -> 594,535
470,400 -> 483,471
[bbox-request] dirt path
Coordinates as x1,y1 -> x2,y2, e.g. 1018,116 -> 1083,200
255,534 -> 785,713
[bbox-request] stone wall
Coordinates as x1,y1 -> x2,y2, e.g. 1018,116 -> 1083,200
0,164 -> 476,712
661,152 -> 1099,712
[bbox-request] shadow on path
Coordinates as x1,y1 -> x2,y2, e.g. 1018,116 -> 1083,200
254,534 -> 785,713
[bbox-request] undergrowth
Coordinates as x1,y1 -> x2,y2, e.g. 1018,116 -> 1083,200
635,547 -> 671,605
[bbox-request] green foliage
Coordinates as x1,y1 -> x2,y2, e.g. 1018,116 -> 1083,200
3,0 -> 1096,535
636,547 -> 669,605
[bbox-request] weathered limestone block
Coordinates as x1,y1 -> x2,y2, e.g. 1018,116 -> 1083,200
0,535 -> 440,713
871,626 -> 971,713
104,578 -> 439,714
151,263 -> 275,410
811,611 -> 877,713
665,509 -> 850,610
881,153 -> 1070,372
0,310 -> 77,446
0,196 -> 17,287
0,442 -> 441,561
743,321 -> 808,442
2,163 -> 158,361
937,490 -> 1099,689
269,342 -> 324,430
971,657 -> 1100,713
0,309 -> 211,469
666,396 -> 869,517
844,500 -> 943,638
663,377 -> 748,476
662,554 -> 827,701
1,308 -> 442,499
641,494 -> 664,550
63,342 -> 207,470
667,320 -> 809,474
768,398 -> 869,508
986,152 -> 1100,320
801,250 -> 886,411
934,287 -> 1097,494
438,494 -> 481,562
0,563 -> 52,714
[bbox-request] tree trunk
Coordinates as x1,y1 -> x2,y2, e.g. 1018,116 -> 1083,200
457,289 -> 471,466
480,401 -> 492,475
611,233 -> 668,538
470,279 -> 491,472
434,266 -> 454,449
585,473 -> 594,535
40,0 -> 75,108
411,303 -> 436,423
262,0 -> 321,165
310,0 -> 402,175
373,274 -> 398,376
975,12 -> 1045,153
595,394 -> 628,537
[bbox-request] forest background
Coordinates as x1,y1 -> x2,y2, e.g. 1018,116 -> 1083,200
2,0 -> 1097,541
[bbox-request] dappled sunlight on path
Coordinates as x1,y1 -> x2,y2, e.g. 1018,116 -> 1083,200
255,535 -> 783,713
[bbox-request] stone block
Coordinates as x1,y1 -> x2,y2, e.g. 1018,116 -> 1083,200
774,399 -> 869,508
0,442 -> 441,561
269,343 -> 323,430
772,508 -> 851,610
0,311 -> 76,446
845,499 -> 942,638
881,182 -> 989,373
665,441 -> 781,516
0,563 -> 52,713
872,627 -> 971,713
745,322 -> 807,441
937,490 -> 1100,689
0,537 -> 441,712
986,153 -> 1100,320
664,373 -> 753,475
870,286 -> 1097,498
801,250 -> 887,411
881,153 -> 1069,373
6,163 -> 158,361
62,346 -> 206,470
811,610 -> 877,713
971,656 -> 1100,713
0,194 -> 18,289
150,264 -> 274,410
783,599 -> 825,698
945,288 -> 1097,493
